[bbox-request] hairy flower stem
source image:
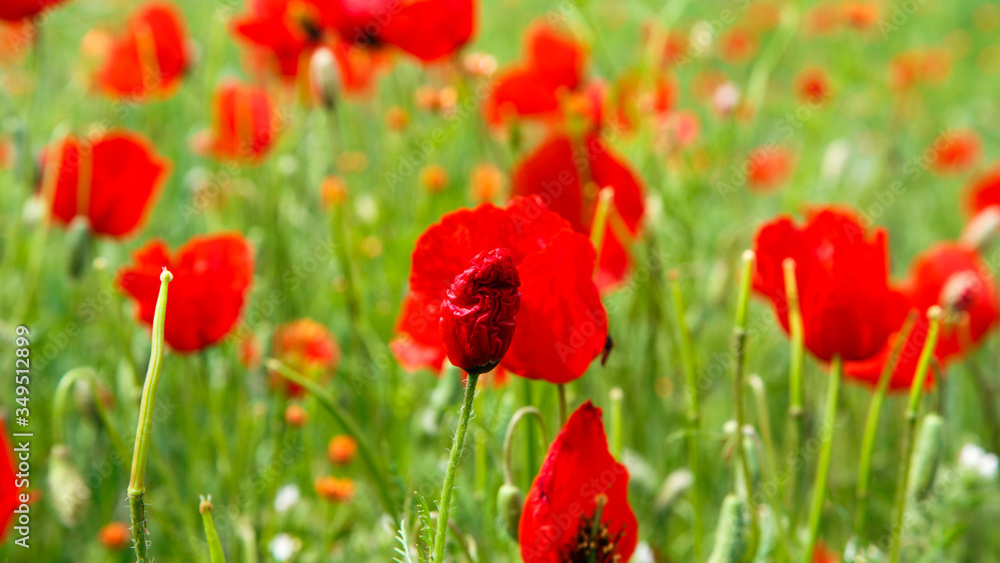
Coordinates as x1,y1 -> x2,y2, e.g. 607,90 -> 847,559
432,372 -> 480,563
855,313 -> 918,536
127,268 -> 172,563
669,272 -> 704,561
889,308 -> 943,563
806,356 -> 842,559
732,251 -> 759,550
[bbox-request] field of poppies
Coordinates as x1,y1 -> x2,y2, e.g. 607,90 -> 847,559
2,0 -> 1000,561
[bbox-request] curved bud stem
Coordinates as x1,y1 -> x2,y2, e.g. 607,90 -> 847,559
127,268 -> 172,563
52,367 -> 127,458
502,406 -> 549,485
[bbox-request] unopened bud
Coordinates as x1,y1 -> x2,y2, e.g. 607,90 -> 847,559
497,483 -> 524,540
907,413 -> 944,501
47,445 -> 92,527
707,494 -> 748,563
309,46 -> 339,110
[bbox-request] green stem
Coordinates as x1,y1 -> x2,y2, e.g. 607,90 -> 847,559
855,313 -> 918,535
432,372 -> 480,563
128,268 -> 172,563
889,308 -> 943,563
266,359 -> 399,523
782,258 -> 806,533
609,388 -> 624,459
200,496 -> 227,563
669,272 -> 704,561
732,250 -> 759,551
806,356 -> 843,559
557,383 -> 568,427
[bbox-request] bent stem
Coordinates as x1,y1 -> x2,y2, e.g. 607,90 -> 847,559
806,356 -> 842,559
889,308 -> 943,563
127,268 -> 172,563
267,359 -> 399,523
855,313 -> 918,535
669,271 -> 704,561
432,371 -> 481,563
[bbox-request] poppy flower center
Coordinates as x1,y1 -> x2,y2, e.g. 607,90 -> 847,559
561,496 -> 625,563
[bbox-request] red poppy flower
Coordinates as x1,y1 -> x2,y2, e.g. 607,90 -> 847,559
197,80 -> 280,163
519,401 -> 637,562
930,129 -> 981,174
796,67 -> 832,105
0,0 -> 68,21
845,243 -> 998,390
612,71 -> 676,133
805,2 -> 841,36
890,49 -> 950,90
813,543 -> 840,563
512,133 -> 645,290
269,318 -> 341,396
377,0 -> 475,62
391,196 -> 607,384
117,233 -> 255,353
232,0 -> 332,78
720,28 -> 757,63
967,165 -> 1000,216
486,22 -> 587,125
0,420 -> 19,541
0,20 -> 35,64
753,207 -> 909,363
746,145 -> 794,193
94,2 -> 191,100
40,131 -> 170,239
841,1 -> 879,29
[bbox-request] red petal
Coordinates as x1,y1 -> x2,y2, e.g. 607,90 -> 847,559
43,131 -> 170,238
390,294 -> 447,373
503,232 -> 607,383
0,0 -> 68,22
118,233 -> 254,353
380,0 -> 474,61
967,166 -> 1000,216
0,420 -> 20,540
95,3 -> 191,99
519,402 -> 637,562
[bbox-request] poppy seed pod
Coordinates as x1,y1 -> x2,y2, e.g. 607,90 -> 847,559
496,482 -> 523,540
439,248 -> 521,375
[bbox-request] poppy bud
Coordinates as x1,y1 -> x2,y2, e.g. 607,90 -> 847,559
67,216 -> 93,278
907,413 -> 944,501
309,46 -> 339,110
47,445 -> 91,527
439,248 -> 521,375
496,483 -> 523,540
707,494 -> 748,563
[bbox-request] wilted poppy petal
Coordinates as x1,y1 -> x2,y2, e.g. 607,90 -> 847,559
519,401 -> 637,562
